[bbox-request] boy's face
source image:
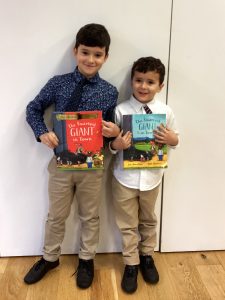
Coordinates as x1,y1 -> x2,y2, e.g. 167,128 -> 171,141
132,71 -> 164,103
74,45 -> 108,78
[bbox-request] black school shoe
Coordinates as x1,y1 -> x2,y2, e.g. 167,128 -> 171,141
24,257 -> 59,284
76,259 -> 94,289
121,265 -> 138,294
139,255 -> 159,284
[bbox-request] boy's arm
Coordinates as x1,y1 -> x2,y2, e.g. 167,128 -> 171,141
102,88 -> 119,138
111,130 -> 132,150
153,106 -> 179,147
108,105 -> 132,152
102,120 -> 120,137
153,125 -> 178,146
39,132 -> 59,149
26,78 -> 56,142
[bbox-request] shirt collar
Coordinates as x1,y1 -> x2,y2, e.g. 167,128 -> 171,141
73,67 -> 100,84
130,94 -> 156,113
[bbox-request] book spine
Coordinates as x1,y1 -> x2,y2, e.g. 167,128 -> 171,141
53,114 -> 68,154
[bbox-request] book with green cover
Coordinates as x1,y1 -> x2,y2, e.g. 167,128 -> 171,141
123,114 -> 167,169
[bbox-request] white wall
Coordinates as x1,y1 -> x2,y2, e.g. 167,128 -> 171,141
0,0 -> 172,256
161,0 -> 225,251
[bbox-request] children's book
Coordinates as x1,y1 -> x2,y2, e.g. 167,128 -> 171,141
53,111 -> 103,170
123,114 -> 167,169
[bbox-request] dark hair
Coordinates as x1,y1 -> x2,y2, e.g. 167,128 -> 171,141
74,23 -> 110,55
131,56 -> 165,84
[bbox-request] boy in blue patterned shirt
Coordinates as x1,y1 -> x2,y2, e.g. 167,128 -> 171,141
24,23 -> 119,289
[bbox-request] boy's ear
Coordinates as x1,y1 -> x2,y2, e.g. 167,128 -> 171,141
158,83 -> 164,92
73,48 -> 78,57
104,53 -> 109,62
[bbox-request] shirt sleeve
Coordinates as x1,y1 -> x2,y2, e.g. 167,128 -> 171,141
108,141 -> 118,154
114,105 -> 123,127
103,87 -> 119,145
108,105 -> 123,154
26,77 -> 56,141
104,87 -> 118,122
166,106 -> 180,149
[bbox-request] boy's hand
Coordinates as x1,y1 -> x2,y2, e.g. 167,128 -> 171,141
39,131 -> 59,149
153,124 -> 178,146
102,120 -> 120,138
111,130 -> 132,150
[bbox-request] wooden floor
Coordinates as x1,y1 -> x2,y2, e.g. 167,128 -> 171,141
1,251 -> 225,300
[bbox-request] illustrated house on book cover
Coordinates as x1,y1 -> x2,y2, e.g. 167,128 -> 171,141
123,114 -> 167,169
53,111 -> 103,170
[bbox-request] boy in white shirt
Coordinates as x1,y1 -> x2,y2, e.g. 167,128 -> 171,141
110,56 -> 179,293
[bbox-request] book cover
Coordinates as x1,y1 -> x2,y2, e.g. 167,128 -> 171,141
123,114 -> 167,169
53,111 -> 104,170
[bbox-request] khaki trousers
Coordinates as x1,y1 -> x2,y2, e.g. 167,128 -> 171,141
43,156 -> 103,262
112,176 -> 160,265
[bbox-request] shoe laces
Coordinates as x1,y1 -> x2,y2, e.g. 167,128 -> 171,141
34,258 -> 46,271
125,266 -> 138,278
72,259 -> 93,277
79,260 -> 93,275
143,256 -> 155,268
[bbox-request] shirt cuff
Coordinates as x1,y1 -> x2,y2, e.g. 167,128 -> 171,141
109,141 -> 118,154
168,134 -> 180,149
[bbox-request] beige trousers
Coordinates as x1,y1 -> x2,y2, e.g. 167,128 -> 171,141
112,176 -> 160,265
43,156 -> 103,262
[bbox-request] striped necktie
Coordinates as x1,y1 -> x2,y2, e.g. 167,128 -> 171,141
66,78 -> 88,111
143,105 -> 152,114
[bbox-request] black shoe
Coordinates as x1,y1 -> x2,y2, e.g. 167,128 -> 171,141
24,257 -> 59,284
76,259 -> 94,289
139,255 -> 159,284
121,265 -> 138,294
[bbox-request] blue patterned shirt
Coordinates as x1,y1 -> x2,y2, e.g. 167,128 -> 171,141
26,68 -> 118,140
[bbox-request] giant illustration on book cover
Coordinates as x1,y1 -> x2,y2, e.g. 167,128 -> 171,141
53,111 -> 103,170
123,114 -> 167,169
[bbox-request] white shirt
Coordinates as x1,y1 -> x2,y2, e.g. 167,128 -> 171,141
111,95 -> 179,191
